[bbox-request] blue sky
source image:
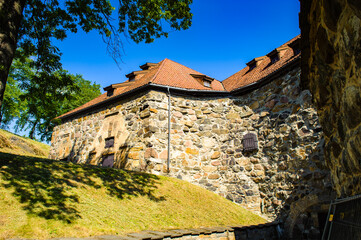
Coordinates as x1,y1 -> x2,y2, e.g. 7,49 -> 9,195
7,0 -> 300,141
56,0 -> 300,92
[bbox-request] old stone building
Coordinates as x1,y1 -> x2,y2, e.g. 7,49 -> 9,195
50,36 -> 334,238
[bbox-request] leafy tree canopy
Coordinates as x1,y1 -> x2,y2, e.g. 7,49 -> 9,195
18,0 -> 192,67
0,0 -> 193,112
1,75 -> 27,126
1,57 -> 101,142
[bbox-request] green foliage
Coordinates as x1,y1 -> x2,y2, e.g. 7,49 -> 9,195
17,0 -> 193,70
1,57 -> 101,141
117,0 -> 193,43
1,0 -> 193,135
1,76 -> 27,126
59,74 -> 102,114
0,0 -> 192,116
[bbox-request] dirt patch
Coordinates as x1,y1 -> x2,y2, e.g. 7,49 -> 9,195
0,130 -> 50,157
9,136 -> 37,154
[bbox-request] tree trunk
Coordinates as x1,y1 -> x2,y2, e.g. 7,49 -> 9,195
0,0 -> 26,121
29,119 -> 39,140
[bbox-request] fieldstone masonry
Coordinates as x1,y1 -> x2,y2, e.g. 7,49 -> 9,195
50,67 -> 333,237
300,0 -> 361,198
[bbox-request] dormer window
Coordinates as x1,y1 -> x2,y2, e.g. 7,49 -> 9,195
139,62 -> 157,70
104,85 -> 115,97
249,63 -> 256,71
204,80 -> 211,87
293,48 -> 301,55
289,37 -> 301,56
107,89 -> 114,97
270,54 -> 280,64
104,82 -> 134,97
126,70 -> 147,82
246,56 -> 266,71
190,74 -> 215,88
267,46 -> 288,65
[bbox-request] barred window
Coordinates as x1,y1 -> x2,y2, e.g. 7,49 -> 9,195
243,133 -> 258,152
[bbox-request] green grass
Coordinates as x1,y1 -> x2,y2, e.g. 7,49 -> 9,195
0,129 -> 50,157
0,153 -> 265,239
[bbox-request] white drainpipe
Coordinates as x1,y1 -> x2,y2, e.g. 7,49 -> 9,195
167,87 -> 171,173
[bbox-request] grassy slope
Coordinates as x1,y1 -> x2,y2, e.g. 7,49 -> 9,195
0,132 -> 265,239
0,154 -> 265,239
0,129 -> 50,157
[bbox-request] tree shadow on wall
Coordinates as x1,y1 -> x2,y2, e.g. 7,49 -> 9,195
0,152 -> 165,223
232,90 -> 336,239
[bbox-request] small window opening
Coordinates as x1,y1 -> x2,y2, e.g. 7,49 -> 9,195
289,38 -> 301,56
105,137 -> 114,148
204,80 -> 211,87
293,48 -> 301,55
243,133 -> 258,152
107,89 -> 114,97
271,55 -> 280,64
249,63 -> 256,71
101,154 -> 114,167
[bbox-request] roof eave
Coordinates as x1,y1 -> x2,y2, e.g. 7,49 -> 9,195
148,83 -> 229,95
58,55 -> 300,122
58,84 -> 229,122
231,55 -> 301,95
58,84 -> 151,121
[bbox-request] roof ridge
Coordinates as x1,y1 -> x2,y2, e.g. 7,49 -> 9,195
149,58 -> 167,84
164,58 -> 227,91
164,58 -> 207,75
222,35 -> 301,91
280,34 -> 300,47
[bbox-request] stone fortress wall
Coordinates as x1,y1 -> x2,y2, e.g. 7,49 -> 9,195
50,67 -> 334,237
300,0 -> 361,198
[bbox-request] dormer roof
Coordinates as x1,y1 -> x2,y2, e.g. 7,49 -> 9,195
246,56 -> 267,70
267,46 -> 289,58
139,62 -> 157,70
57,59 -> 225,119
56,35 -> 301,120
223,35 -> 301,92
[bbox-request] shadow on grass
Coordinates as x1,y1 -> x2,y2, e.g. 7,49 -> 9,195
0,152 -> 164,223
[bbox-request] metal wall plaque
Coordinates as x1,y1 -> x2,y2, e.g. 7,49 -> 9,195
243,133 -> 258,152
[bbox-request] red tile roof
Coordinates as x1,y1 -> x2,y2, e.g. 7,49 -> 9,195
222,35 -> 301,92
57,36 -> 300,120
57,59 -> 225,119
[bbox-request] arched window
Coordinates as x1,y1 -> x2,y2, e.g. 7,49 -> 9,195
243,133 -> 258,152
